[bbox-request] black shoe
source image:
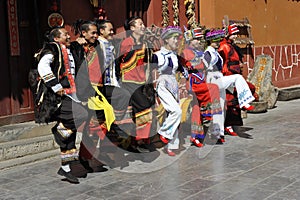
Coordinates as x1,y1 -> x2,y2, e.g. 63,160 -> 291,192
79,158 -> 94,173
216,138 -> 224,145
57,168 -> 79,184
220,136 -> 225,143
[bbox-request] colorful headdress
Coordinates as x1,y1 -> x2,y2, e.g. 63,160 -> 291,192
227,24 -> 239,36
161,26 -> 182,40
184,26 -> 204,41
192,28 -> 204,39
205,29 -> 225,42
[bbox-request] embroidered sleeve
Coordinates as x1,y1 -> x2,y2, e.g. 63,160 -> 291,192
37,53 -> 63,93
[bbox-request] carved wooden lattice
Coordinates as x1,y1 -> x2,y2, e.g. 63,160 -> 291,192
223,15 -> 254,47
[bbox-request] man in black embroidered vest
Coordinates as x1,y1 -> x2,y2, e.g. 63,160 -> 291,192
73,20 -> 117,170
37,27 -> 88,183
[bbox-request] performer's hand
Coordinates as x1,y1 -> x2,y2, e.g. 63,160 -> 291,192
57,89 -> 65,96
182,68 -> 189,79
222,66 -> 229,74
96,94 -> 103,101
76,37 -> 87,45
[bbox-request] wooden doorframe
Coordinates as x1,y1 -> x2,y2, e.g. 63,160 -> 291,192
0,0 -> 41,126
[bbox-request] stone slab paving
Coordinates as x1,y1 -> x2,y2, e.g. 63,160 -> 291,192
0,99 -> 300,200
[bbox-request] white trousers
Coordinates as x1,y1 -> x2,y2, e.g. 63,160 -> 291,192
157,84 -> 182,150
207,72 -> 255,136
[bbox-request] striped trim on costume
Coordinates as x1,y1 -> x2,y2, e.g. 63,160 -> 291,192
41,73 -> 56,81
114,106 -> 133,124
120,44 -> 146,84
61,148 -> 79,165
135,108 -> 152,127
135,108 -> 153,140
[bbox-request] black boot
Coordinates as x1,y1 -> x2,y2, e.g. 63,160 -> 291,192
57,167 -> 79,184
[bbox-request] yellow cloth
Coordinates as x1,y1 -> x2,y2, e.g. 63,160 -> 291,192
88,86 -> 115,131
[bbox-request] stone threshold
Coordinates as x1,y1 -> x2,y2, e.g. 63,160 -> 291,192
278,85 -> 300,101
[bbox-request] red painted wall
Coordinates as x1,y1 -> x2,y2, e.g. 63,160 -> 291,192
253,45 -> 300,88
57,0 -> 300,89
52,0 -> 300,89
199,0 -> 300,88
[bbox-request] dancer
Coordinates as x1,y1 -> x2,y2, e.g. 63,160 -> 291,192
203,29 -> 255,143
37,27 -> 88,183
182,27 -> 222,147
152,26 -> 188,156
218,24 -> 257,136
117,16 -> 156,152
73,20 -> 116,170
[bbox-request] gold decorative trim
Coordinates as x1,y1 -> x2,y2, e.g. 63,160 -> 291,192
161,0 -> 169,27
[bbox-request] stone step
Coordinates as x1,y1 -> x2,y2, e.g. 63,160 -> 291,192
0,134 -> 56,160
0,121 -> 54,143
249,101 -> 268,113
0,121 -> 82,170
0,148 -> 59,170
0,134 -> 57,170
278,86 -> 300,101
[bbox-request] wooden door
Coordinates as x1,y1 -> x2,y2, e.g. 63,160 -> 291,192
0,0 -> 39,125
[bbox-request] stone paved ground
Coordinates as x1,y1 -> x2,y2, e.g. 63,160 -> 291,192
0,99 -> 300,200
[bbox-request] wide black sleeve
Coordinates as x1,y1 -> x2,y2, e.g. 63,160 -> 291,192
70,41 -> 85,73
75,61 -> 95,102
